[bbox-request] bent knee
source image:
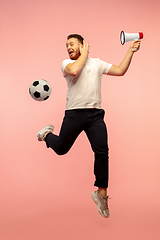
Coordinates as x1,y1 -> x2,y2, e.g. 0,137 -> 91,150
55,148 -> 69,156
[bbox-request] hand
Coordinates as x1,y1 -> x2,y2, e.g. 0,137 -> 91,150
79,40 -> 90,56
130,40 -> 141,53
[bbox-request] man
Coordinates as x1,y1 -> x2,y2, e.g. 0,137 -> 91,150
37,34 -> 141,218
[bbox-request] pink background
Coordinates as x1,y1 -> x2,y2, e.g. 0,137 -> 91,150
0,0 -> 160,239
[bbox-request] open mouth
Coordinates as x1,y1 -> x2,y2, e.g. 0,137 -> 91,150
69,50 -> 74,55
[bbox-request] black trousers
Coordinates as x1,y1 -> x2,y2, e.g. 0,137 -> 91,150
45,109 -> 109,188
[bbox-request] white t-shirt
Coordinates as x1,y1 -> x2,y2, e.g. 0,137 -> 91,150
61,57 -> 112,110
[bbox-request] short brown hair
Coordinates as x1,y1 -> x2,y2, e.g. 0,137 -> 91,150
67,34 -> 84,44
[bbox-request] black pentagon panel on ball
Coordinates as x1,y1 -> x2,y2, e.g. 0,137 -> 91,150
33,81 -> 39,87
44,96 -> 49,101
34,91 -> 41,98
43,84 -> 49,92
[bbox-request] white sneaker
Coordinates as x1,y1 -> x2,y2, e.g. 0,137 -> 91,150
37,124 -> 54,141
91,190 -> 110,218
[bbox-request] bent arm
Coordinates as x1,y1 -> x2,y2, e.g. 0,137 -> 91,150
64,53 -> 88,77
108,40 -> 141,76
64,41 -> 90,77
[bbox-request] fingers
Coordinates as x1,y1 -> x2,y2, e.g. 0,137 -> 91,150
133,39 -> 141,43
134,39 -> 141,46
79,40 -> 90,56
81,41 -> 90,52
132,40 -> 141,52
86,42 -> 90,51
82,40 -> 89,50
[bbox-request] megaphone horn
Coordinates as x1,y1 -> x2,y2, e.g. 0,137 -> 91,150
120,31 -> 143,45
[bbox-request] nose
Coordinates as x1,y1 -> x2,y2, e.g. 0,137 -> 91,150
68,44 -> 72,50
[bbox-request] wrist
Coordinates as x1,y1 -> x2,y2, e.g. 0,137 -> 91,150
80,52 -> 88,62
128,47 -> 134,55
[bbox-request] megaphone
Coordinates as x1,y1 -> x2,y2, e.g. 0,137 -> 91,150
120,31 -> 143,45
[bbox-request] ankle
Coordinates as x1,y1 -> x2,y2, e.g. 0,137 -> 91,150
44,131 -> 50,140
98,188 -> 107,197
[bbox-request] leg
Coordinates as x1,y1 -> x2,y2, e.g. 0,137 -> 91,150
45,110 -> 84,155
86,110 -> 110,218
84,109 -> 109,194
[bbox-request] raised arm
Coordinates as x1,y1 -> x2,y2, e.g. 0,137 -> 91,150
108,40 -> 141,76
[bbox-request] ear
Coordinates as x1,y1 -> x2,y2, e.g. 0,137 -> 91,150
78,43 -> 83,50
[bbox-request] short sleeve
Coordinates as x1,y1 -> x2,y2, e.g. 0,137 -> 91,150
61,59 -> 75,77
97,59 -> 112,75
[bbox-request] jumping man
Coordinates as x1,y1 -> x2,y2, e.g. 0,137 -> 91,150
37,34 -> 141,218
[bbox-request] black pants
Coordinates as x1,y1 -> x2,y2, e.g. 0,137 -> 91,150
45,109 -> 109,188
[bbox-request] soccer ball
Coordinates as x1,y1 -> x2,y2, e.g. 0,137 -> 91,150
29,79 -> 52,101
